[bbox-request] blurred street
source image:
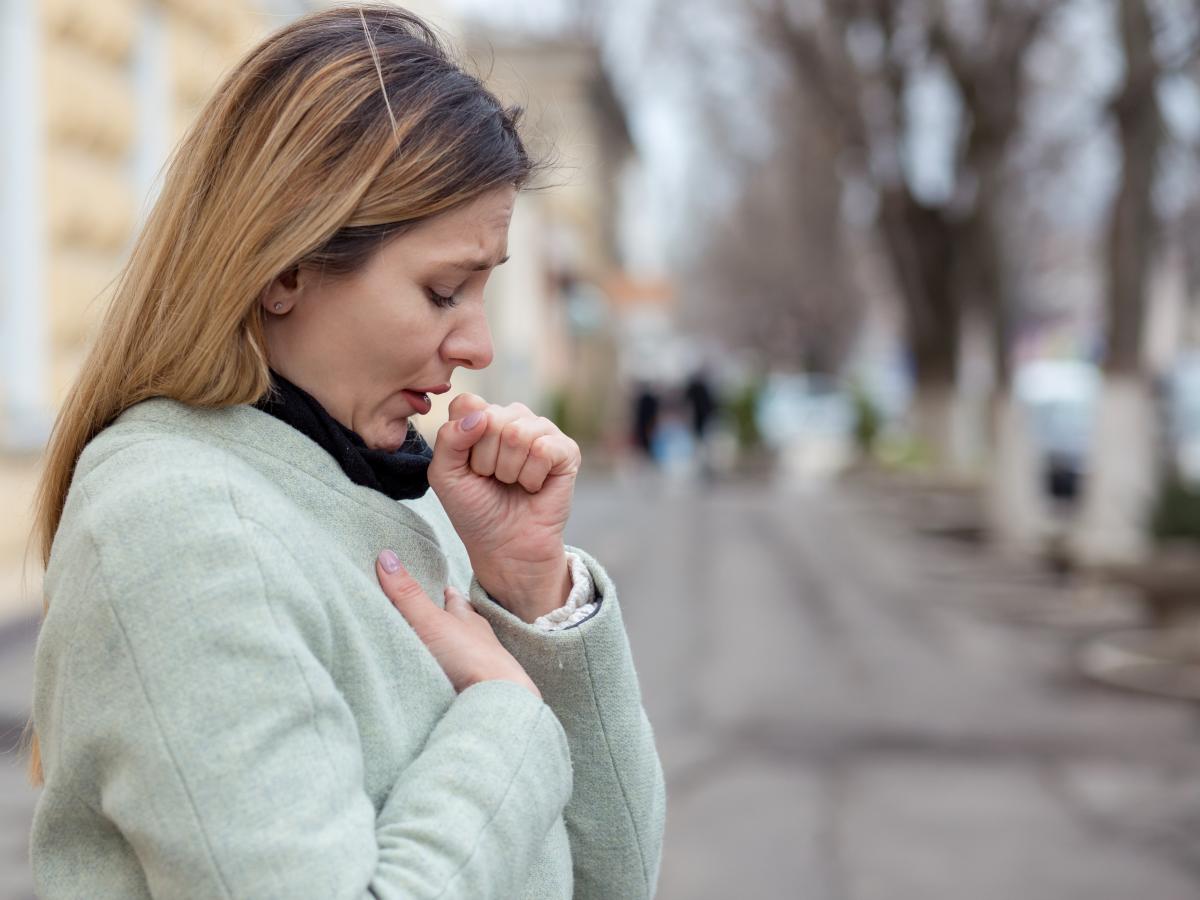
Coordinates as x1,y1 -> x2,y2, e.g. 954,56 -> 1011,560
0,616 -> 36,900
2,471 -> 1199,899
568,472 -> 1200,899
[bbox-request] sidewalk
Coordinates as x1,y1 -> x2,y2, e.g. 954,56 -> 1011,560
573,471 -> 1200,899
0,611 -> 37,900
0,454 -> 42,899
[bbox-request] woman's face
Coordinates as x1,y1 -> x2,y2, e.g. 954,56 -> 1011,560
262,184 -> 515,451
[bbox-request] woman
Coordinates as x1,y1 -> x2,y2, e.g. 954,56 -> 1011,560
26,6 -> 666,898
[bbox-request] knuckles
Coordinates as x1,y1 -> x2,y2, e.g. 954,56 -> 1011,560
436,396 -> 581,477
501,414 -> 562,446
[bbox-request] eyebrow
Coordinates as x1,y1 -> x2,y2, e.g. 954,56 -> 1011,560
445,255 -> 510,272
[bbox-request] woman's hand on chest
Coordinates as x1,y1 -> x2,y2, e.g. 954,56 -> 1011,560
427,392 -> 580,623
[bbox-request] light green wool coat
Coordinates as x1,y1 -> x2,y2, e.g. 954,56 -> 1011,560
30,397 -> 666,899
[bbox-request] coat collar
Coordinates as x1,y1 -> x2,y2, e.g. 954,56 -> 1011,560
112,397 -> 444,543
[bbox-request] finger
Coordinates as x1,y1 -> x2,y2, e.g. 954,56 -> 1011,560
528,433 -> 581,481
447,392 -> 489,422
517,435 -> 557,492
470,402 -> 534,478
517,433 -> 580,491
495,417 -> 558,484
376,550 -> 440,632
551,434 -> 582,476
428,402 -> 491,484
443,585 -> 475,620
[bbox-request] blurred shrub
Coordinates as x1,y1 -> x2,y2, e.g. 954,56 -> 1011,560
545,386 -> 606,447
874,433 -> 933,471
851,382 -> 881,458
1151,476 -> 1200,543
546,387 -> 571,436
728,379 -> 763,453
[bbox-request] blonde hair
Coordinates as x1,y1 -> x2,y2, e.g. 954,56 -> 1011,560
26,3 -> 532,785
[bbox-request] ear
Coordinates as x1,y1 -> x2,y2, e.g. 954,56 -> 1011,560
261,267 -> 303,315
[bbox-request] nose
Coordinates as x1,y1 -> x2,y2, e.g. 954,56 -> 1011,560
442,303 -> 494,370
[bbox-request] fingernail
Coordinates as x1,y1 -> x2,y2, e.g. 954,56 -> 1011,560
378,549 -> 403,574
461,410 -> 484,431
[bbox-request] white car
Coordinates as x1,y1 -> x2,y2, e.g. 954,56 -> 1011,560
1014,359 -> 1100,502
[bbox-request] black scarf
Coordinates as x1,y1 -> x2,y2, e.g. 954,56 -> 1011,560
254,370 -> 434,501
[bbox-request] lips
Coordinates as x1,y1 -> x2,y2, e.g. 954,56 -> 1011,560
401,390 -> 433,414
400,383 -> 450,416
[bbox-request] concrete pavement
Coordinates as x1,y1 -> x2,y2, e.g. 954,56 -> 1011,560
566,470 -> 1200,899
0,471 -> 1198,898
0,616 -> 37,900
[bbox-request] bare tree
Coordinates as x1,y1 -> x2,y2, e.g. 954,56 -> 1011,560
762,0 -> 1052,465
1107,0 -> 1166,377
932,1 -> 1051,387
1074,0 -> 1197,563
685,87 -> 862,375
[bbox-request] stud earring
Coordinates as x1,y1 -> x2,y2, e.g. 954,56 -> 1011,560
273,302 -> 284,312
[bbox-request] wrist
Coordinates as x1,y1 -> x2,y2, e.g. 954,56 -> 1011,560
476,552 -> 572,623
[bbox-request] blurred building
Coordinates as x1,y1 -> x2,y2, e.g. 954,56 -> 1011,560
0,0 -> 287,623
450,28 -> 638,447
1,0 -> 275,448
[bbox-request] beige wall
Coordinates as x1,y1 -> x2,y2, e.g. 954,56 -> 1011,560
0,0 -> 279,624
41,0 -> 268,406
415,19 -> 626,437
472,36 -> 628,283
464,34 -> 633,443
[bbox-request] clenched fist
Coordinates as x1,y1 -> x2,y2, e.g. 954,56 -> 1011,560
428,393 -> 581,624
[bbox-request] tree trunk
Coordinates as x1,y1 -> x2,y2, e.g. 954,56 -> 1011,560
1074,0 -> 1162,566
878,188 -> 965,467
984,389 -> 1049,553
1181,206 -> 1200,346
968,168 -> 1050,545
1073,375 -> 1158,563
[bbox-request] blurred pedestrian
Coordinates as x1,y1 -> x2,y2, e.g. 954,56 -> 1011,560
683,368 -> 717,442
24,7 -> 664,898
683,368 -> 719,479
631,379 -> 661,462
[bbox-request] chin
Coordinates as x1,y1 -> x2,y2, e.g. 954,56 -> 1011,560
367,418 -> 411,453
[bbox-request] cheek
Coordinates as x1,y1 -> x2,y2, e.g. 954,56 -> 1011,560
412,327 -> 450,367
361,307 -> 448,375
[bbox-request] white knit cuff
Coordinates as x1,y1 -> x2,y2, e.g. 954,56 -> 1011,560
533,551 -> 597,631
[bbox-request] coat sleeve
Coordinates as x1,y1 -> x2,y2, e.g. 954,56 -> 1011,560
469,545 -> 668,899
46,473 -> 573,900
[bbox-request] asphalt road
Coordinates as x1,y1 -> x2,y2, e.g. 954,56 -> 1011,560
2,470 -> 1198,899
568,470 -> 1200,899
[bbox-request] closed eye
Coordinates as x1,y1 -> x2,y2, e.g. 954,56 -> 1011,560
426,288 -> 458,309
